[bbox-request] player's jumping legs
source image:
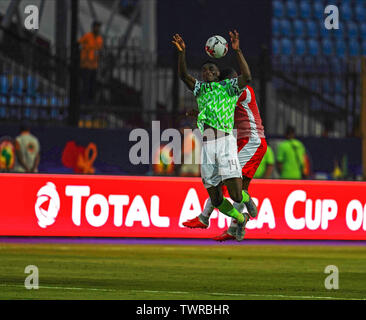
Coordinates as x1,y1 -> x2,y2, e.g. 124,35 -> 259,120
206,183 -> 245,225
222,177 -> 250,240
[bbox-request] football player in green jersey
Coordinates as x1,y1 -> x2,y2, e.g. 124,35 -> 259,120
172,30 -> 254,241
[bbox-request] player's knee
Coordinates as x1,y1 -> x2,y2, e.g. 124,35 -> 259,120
211,196 -> 223,208
229,191 -> 242,203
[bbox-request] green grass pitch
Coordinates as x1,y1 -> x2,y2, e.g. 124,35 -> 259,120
0,242 -> 365,300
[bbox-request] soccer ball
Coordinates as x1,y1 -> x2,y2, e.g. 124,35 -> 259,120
205,35 -> 228,58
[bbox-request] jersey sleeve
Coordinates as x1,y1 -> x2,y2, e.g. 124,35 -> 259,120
193,80 -> 202,97
221,78 -> 242,97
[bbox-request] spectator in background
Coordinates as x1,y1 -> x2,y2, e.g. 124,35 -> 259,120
253,144 -> 274,179
79,21 -> 103,105
276,125 -> 306,179
14,123 -> 40,173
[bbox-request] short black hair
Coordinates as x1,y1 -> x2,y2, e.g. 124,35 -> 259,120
285,125 -> 296,136
219,68 -> 237,80
19,121 -> 31,133
92,21 -> 102,28
201,60 -> 219,69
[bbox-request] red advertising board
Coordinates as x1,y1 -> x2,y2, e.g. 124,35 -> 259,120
0,174 -> 365,240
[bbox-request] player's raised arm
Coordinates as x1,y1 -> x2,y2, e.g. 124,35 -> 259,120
229,30 -> 252,88
172,34 -> 196,91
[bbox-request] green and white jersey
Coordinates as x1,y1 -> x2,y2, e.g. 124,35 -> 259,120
193,78 -> 241,134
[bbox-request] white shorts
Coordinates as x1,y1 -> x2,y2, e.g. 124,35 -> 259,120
200,134 -> 242,188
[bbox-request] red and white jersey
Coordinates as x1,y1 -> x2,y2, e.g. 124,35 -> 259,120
234,85 -> 265,140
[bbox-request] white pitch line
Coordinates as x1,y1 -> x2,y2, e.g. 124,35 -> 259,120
136,289 -> 365,300
1,284 -> 365,300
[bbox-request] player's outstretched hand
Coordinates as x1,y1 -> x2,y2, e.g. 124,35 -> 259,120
229,30 -> 240,51
172,34 -> 186,52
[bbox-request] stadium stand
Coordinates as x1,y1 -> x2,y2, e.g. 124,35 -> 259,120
271,0 -> 363,138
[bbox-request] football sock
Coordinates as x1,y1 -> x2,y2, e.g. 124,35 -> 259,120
201,198 -> 214,218
233,201 -> 245,214
240,190 -> 250,203
217,198 -> 244,223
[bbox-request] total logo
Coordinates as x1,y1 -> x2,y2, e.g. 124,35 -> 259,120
34,183 -> 170,229
34,182 -> 60,228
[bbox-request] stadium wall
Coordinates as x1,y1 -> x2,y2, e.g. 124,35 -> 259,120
0,174 -> 365,240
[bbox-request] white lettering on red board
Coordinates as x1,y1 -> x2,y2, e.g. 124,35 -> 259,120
65,186 -> 169,228
285,190 -> 338,230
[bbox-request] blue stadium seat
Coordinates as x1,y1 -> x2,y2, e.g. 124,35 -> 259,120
50,96 -> 60,107
348,40 -> 360,56
280,19 -> 292,37
26,75 -> 38,97
299,0 -> 311,19
307,39 -> 319,56
346,22 -> 359,39
51,96 -> 61,119
328,56 -> 345,74
328,21 -> 345,39
294,39 -> 306,55
360,23 -> 366,38
285,0 -> 298,18
340,3 -> 353,22
321,39 -> 333,55
11,76 -> 24,96
309,78 -> 320,93
9,95 -> 21,105
334,94 -> 345,108
334,79 -> 344,94
280,38 -> 293,55
335,40 -> 346,57
38,95 -> 50,120
24,96 -> 34,120
319,21 -> 332,38
35,95 -> 42,106
355,4 -> 366,22
0,96 -> 7,119
273,1 -> 284,18
272,19 -> 281,37
272,39 -> 280,55
313,1 -> 324,19
24,96 -> 34,105
306,20 -> 318,38
322,78 -> 332,93
63,97 -> 69,107
0,75 -> 9,95
293,19 -> 305,37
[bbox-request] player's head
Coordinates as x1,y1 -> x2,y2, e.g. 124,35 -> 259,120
219,68 -> 238,80
285,125 -> 296,139
201,60 -> 220,83
19,121 -> 31,133
92,21 -> 102,35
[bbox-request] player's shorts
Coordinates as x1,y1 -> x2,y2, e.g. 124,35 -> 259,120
200,134 -> 242,188
237,137 -> 267,179
220,136 -> 267,198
